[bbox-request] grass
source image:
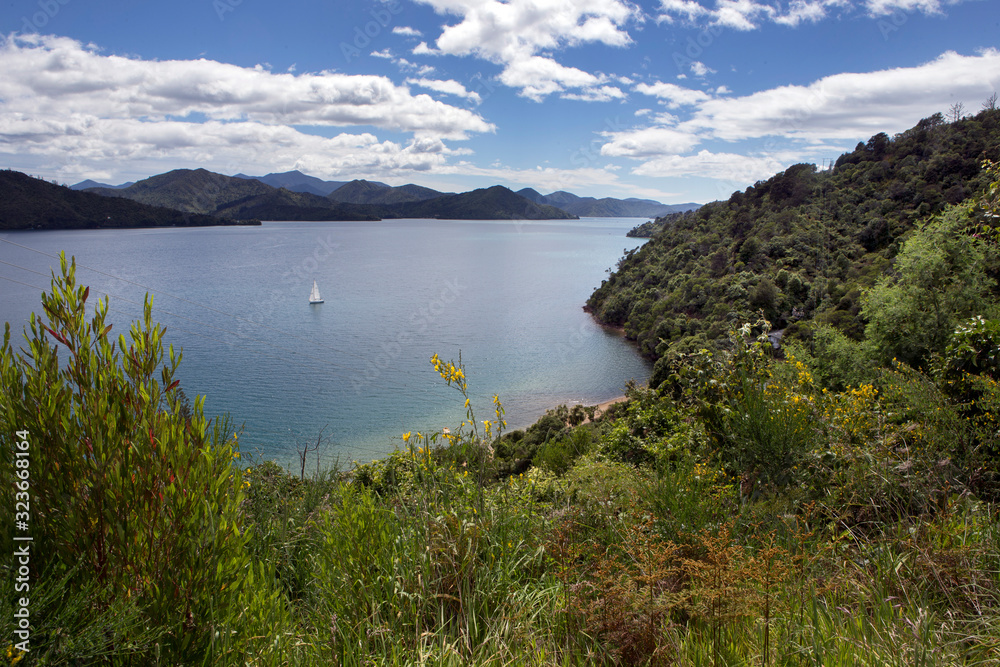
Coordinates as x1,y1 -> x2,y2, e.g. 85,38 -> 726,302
4,342 -> 1000,665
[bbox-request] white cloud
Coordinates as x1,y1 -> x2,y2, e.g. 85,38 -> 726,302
599,48 -> 1000,189
601,126 -> 702,157
411,0 -> 640,100
440,161 -> 629,193
634,81 -> 712,107
393,26 -> 423,37
631,149 -> 787,182
498,55 -> 605,101
407,77 -> 482,103
684,48 -> 1000,142
0,34 -> 495,182
562,85 -> 627,102
863,0 -> 964,15
412,41 -> 441,55
690,60 -> 715,76
657,0 -> 968,30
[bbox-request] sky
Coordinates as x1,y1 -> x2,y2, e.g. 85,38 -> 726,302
0,0 -> 998,204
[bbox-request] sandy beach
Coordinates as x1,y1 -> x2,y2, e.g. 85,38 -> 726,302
592,394 -> 628,418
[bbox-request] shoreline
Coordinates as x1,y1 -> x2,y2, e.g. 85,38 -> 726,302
591,394 -> 628,419
509,394 -> 630,432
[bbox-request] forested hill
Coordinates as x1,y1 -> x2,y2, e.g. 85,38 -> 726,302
0,169 -> 255,230
587,108 -> 1000,369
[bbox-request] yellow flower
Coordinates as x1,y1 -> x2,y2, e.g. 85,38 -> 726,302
465,398 -> 470,408
403,431 -> 411,443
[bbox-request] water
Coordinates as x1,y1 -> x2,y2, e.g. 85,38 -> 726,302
0,218 -> 651,468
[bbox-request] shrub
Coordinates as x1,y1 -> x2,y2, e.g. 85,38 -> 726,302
0,255 -> 250,661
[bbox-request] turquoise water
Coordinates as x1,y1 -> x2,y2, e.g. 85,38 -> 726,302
0,218 -> 650,468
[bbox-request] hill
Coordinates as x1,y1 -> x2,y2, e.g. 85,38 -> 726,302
87,169 -> 379,221
387,185 -> 576,220
0,170 -> 254,230
517,187 -> 700,217
69,178 -> 134,190
84,169 -> 574,221
328,179 -> 447,205
233,170 -> 349,196
586,108 -> 1000,367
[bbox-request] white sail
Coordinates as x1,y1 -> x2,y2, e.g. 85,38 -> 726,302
309,279 -> 324,304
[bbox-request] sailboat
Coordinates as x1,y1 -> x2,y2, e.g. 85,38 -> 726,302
309,279 -> 324,304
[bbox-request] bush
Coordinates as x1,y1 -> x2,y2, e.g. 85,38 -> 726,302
0,255 -> 251,661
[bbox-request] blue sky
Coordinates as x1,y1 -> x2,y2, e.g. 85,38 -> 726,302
1,0 -> 998,203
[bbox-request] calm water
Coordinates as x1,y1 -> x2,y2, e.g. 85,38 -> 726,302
0,218 -> 650,468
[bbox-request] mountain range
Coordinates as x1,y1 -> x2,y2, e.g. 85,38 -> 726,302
517,188 -> 699,217
0,169 -> 255,230
74,169 -> 574,221
71,169 -> 699,219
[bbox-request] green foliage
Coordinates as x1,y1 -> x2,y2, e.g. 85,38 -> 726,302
533,426 -> 593,475
863,205 -> 999,368
587,110 -> 1000,361
6,252 -> 1000,664
790,323 -> 876,391
0,169 -> 252,230
0,255 -> 252,661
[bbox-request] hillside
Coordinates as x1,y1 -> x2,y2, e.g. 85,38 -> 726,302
328,179 -> 446,205
587,108 -> 1000,366
233,170 -> 349,196
0,170 -> 255,230
387,185 -> 576,220
69,178 -> 134,190
88,169 -> 379,221
518,188 -> 700,217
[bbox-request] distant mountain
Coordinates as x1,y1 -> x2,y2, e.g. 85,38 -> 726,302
70,179 -> 134,190
87,169 -> 378,221
515,188 -> 700,217
233,170 -> 350,196
329,179 -> 448,205
81,169 -> 571,221
1,170 -> 254,230
516,187 -> 544,202
388,185 -> 576,220
213,189 -> 380,222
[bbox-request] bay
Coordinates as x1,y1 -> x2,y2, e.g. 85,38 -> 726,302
0,218 -> 651,468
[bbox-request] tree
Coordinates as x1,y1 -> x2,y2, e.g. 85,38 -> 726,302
0,254 -> 250,660
949,101 -> 966,123
983,92 -> 998,112
862,206 -> 999,368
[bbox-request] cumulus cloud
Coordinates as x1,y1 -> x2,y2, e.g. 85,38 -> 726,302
631,150 -> 788,182
634,81 -> 711,107
690,60 -> 715,76
562,85 -> 628,102
439,161 -> 631,194
657,0 -> 968,30
393,26 -> 423,37
600,48 -> 1000,188
601,126 -> 702,157
407,77 -> 482,103
684,49 -> 1000,142
411,0 -> 641,100
0,34 -> 494,182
